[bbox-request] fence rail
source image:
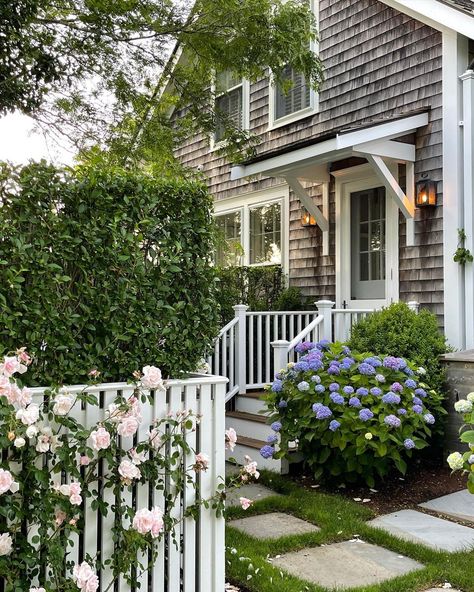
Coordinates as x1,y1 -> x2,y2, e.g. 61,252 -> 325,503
26,376 -> 226,592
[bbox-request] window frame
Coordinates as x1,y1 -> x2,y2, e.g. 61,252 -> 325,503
268,0 -> 319,130
210,75 -> 250,152
214,207 -> 244,267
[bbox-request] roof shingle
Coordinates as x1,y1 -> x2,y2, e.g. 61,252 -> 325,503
438,0 -> 474,16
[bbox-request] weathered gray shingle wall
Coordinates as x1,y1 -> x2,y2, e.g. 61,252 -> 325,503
174,0 -> 444,322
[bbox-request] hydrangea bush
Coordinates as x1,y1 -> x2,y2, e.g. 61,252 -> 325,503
446,393 -> 474,494
263,341 -> 445,486
0,349 -> 256,591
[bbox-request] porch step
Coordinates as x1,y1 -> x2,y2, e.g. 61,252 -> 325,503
235,391 -> 268,415
226,410 -> 271,441
226,434 -> 285,473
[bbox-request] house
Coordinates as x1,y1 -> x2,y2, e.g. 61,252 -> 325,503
173,0 -> 474,352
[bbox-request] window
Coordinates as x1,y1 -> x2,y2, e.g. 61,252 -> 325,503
215,210 -> 242,266
214,71 -> 246,143
249,203 -> 281,265
274,65 -> 311,121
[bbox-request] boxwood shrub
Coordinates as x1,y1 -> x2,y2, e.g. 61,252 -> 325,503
263,341 -> 446,486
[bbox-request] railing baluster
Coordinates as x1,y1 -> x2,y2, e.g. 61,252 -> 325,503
249,315 -> 254,386
257,314 -> 263,385
229,325 -> 235,392
265,314 -> 271,384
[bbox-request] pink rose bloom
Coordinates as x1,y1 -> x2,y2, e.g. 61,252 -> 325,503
80,455 -> 91,466
132,507 -> 164,538
225,427 -> 237,451
0,375 -> 11,396
194,452 -> 210,472
129,448 -> 147,465
5,383 -> 20,405
90,426 -> 111,451
117,416 -> 139,437
52,393 -> 75,416
16,387 -> 32,408
239,497 -> 252,510
150,506 -> 164,538
83,574 -> 99,592
16,349 -> 31,365
118,459 -> 141,481
244,460 -> 260,480
1,356 -> 20,377
54,510 -> 67,526
88,369 -> 100,378
16,404 -> 40,426
140,365 -> 164,390
73,562 -> 97,591
148,427 -> 162,450
0,469 -> 17,495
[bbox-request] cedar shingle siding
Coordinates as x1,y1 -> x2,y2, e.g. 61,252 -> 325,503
174,0 -> 444,322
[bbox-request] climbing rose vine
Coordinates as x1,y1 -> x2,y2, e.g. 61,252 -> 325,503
263,341 -> 445,486
447,392 -> 474,493
0,349 -> 255,591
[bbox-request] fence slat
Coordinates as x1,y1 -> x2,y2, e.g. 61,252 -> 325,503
198,384 -> 213,592
183,385 -> 197,592
212,382 -> 225,592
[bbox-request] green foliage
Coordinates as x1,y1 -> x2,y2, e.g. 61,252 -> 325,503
348,302 -> 448,393
275,286 -> 310,311
447,394 -> 474,494
264,342 -> 446,487
0,161 -> 219,384
453,228 -> 473,265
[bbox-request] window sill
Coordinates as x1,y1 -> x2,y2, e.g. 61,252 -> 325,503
268,105 -> 319,132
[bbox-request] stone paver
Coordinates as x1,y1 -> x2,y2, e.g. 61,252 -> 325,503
369,509 -> 474,552
229,512 -> 320,540
272,540 -> 423,589
424,589 -> 462,592
419,490 -> 474,524
226,483 -> 281,507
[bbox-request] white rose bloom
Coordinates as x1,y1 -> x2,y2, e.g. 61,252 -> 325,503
14,437 -> 26,448
141,365 -> 164,390
36,435 -> 50,453
52,393 -> 75,416
118,459 -> 141,481
16,404 -> 40,426
26,425 -> 38,438
59,484 -> 70,496
467,392 -> 474,403
0,533 -> 12,556
454,399 -> 473,414
9,481 -> 19,494
447,452 -> 465,471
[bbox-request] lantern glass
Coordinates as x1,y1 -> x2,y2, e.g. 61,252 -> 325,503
301,208 -> 317,227
416,180 -> 436,207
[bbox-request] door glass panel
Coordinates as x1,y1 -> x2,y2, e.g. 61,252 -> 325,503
351,187 -> 386,300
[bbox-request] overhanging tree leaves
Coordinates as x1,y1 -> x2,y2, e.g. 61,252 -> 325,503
0,0 -> 323,166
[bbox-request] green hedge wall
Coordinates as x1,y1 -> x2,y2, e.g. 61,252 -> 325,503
0,162 -> 219,384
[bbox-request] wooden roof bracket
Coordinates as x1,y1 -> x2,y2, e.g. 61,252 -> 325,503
285,175 -> 331,256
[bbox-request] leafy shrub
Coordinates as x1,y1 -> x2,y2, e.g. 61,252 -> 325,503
446,393 -> 474,494
275,286 -> 310,311
348,302 -> 448,393
0,162 -> 219,384
263,341 -> 445,486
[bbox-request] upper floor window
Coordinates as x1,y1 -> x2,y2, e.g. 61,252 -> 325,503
214,71 -> 247,143
274,66 -> 311,121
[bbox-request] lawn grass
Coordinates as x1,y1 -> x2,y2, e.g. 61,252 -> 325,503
225,471 -> 474,592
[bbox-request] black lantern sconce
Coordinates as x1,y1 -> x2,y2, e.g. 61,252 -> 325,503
301,207 -> 317,227
415,179 -> 437,208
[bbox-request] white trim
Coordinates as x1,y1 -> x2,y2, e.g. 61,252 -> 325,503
334,164 -> 399,309
379,0 -> 474,39
210,79 -> 250,152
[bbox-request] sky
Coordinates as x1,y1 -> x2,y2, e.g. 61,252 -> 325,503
0,112 -> 75,166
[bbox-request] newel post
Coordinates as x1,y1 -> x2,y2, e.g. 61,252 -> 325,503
407,301 -> 420,314
316,300 -> 335,341
271,340 -> 290,377
233,304 -> 249,394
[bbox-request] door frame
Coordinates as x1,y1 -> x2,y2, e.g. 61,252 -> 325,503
333,163 -> 399,309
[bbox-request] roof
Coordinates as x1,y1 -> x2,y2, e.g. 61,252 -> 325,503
438,0 -> 474,16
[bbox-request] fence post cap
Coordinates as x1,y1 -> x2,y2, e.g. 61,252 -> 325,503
233,304 -> 249,311
271,339 -> 290,347
315,300 -> 335,307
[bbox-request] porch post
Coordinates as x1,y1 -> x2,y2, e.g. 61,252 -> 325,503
407,301 -> 420,314
316,300 -> 335,341
271,340 -> 290,376
233,304 -> 249,395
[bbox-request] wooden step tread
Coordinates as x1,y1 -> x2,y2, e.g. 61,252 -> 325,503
226,410 -> 268,424
235,435 -> 266,449
239,391 -> 267,400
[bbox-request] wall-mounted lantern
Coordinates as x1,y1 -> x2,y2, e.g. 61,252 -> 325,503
415,179 -> 437,208
301,208 -> 317,227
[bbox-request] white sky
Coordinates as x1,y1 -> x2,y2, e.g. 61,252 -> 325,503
0,112 -> 76,166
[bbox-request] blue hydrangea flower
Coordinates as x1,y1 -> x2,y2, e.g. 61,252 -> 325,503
370,387 -> 382,397
329,420 -> 341,431
342,346 -> 351,355
294,361 -> 310,372
308,360 -> 324,371
311,375 -> 321,383
266,433 -> 278,444
342,357 -> 355,366
359,408 -> 374,421
297,381 -> 310,392
382,392 -> 401,404
405,379 -> 417,389
343,385 -> 354,395
391,382 -> 403,392
383,356 -> 400,370
317,339 -> 331,350
312,402 -> 322,413
271,380 -> 283,392
398,408 -> 407,415
404,367 -> 415,376
404,438 -> 416,449
271,421 -> 282,432
424,413 -> 435,424
375,374 -> 386,383
278,400 -> 288,409
295,342 -> 316,353
315,384 -> 326,393
412,405 -> 423,414
412,396 -> 423,406
415,388 -> 427,398
327,365 -> 340,375
349,397 -> 361,407
330,393 -> 345,405
314,405 -> 333,419
364,356 -> 382,367
260,445 -> 275,459
340,363 -> 352,371
329,382 -> 340,392
356,387 -> 369,397
359,363 -> 376,375
275,372 -> 282,380
384,414 -> 401,428
398,358 -> 408,370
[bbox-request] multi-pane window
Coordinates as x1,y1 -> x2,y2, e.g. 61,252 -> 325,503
249,203 -> 281,265
214,71 -> 244,142
215,210 -> 242,266
275,65 -> 311,121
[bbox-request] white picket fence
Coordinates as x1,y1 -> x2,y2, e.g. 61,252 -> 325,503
209,300 -> 420,400
26,375 -> 227,592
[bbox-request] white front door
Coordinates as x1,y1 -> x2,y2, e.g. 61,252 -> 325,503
335,165 -> 399,310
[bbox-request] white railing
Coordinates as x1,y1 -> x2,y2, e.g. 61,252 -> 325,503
28,376 -> 226,592
271,315 -> 324,374
207,316 -> 239,402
